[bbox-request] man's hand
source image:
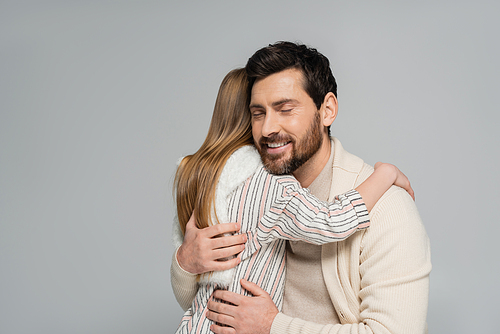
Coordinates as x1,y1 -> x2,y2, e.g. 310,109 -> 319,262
206,279 -> 278,334
176,214 -> 247,274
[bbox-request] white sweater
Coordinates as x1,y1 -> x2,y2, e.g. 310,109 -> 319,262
171,138 -> 432,334
173,145 -> 370,333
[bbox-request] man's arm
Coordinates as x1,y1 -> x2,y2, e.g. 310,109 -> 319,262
208,187 -> 431,334
170,247 -> 198,311
170,215 -> 247,310
176,215 -> 246,274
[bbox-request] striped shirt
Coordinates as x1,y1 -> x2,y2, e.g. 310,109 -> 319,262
175,166 -> 369,333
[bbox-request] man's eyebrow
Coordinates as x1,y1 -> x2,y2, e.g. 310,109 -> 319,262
249,99 -> 298,110
249,102 -> 264,110
271,99 -> 297,107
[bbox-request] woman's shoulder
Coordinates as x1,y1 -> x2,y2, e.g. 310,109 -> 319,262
216,145 -> 262,196
219,145 -> 261,183
227,145 -> 261,167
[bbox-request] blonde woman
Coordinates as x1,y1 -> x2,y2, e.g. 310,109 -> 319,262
172,68 -> 413,333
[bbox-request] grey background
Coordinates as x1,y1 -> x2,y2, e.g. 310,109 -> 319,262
1,1 -> 498,333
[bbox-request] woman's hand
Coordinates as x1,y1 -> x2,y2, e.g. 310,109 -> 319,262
374,162 -> 415,200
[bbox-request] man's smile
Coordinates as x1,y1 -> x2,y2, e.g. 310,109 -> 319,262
261,139 -> 292,155
264,141 -> 292,155
267,141 -> 289,148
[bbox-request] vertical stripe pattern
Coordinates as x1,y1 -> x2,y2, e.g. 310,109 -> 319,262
175,166 -> 369,333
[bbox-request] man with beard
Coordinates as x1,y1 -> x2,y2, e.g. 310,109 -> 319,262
171,42 -> 431,334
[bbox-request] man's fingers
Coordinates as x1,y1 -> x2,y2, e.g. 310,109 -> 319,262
211,233 -> 247,249
239,279 -> 266,297
185,213 -> 198,230
213,244 -> 245,259
206,308 -> 235,328
208,298 -> 237,316
210,256 -> 241,271
210,323 -> 235,334
211,289 -> 243,306
204,222 -> 241,238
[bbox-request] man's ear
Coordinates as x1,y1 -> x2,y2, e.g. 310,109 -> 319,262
321,92 -> 338,127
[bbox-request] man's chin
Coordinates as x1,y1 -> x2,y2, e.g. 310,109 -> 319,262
261,155 -> 293,175
264,165 -> 289,175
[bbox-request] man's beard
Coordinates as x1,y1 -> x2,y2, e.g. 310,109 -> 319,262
257,112 -> 323,175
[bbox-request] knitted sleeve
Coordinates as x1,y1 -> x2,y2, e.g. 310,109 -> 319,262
170,248 -> 198,311
271,187 -> 431,334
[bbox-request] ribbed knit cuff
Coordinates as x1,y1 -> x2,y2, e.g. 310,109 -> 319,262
270,312 -> 292,334
171,247 -> 198,310
172,247 -> 198,277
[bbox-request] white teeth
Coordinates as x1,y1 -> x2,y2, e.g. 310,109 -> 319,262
268,142 -> 288,148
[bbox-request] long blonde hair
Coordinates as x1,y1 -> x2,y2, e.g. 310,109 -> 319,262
174,68 -> 253,234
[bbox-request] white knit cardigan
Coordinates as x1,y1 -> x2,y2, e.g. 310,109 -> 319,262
171,138 -> 432,334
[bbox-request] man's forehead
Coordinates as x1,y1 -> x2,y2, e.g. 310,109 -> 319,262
250,69 -> 306,104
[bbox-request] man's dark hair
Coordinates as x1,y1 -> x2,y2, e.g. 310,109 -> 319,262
245,41 -> 337,110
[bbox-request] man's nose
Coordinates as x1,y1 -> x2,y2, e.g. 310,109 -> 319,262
261,112 -> 280,138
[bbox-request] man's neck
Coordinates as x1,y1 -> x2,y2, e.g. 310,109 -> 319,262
292,136 -> 331,188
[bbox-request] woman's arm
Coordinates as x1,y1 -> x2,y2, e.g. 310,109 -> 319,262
252,163 -> 413,248
355,162 -> 414,211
